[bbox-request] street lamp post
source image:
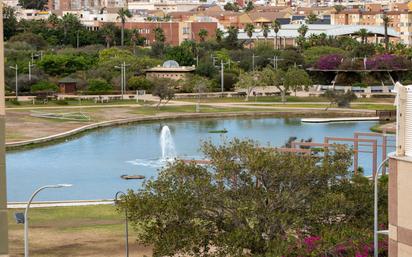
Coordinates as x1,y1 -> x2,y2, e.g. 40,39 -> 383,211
252,53 -> 259,72
115,62 -> 130,100
212,57 -> 229,96
24,184 -> 72,257
9,64 -> 18,99
115,191 -> 129,257
374,157 -> 391,257
28,62 -> 35,81
117,174 -> 145,257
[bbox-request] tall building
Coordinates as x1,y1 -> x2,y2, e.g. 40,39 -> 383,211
388,84 -> 412,257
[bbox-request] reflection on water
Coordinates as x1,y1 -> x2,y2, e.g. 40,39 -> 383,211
6,117 -> 390,201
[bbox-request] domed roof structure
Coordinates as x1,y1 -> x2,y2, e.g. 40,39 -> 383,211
162,60 -> 180,68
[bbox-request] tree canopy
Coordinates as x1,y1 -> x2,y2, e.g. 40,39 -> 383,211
122,139 -> 388,257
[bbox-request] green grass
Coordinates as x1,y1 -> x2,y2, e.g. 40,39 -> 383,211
8,205 -> 123,233
6,99 -> 155,108
242,103 -> 395,110
177,96 -> 329,103
128,105 -> 280,115
351,104 -> 396,110
177,96 -> 395,104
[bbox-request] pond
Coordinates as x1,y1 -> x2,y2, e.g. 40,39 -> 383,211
6,117 -> 390,202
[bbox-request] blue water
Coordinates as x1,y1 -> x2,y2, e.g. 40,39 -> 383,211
6,117 -> 393,202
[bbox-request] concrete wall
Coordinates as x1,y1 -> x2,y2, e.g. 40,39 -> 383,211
389,156 -> 412,256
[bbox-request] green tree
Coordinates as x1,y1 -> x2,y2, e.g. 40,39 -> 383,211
123,139 -> 386,256
165,46 -> 195,66
298,24 -> 308,38
223,2 -> 239,12
306,13 -> 318,24
261,67 -> 287,102
244,23 -> 255,49
130,29 -> 145,54
234,71 -> 262,101
324,89 -> 357,108
279,49 -> 304,70
3,6 -> 17,40
117,8 -> 133,47
262,24 -> 270,41
100,23 -> 117,48
272,20 -> 281,50
154,27 -> 166,43
244,0 -> 254,12
333,5 -> 345,13
283,67 -> 312,95
38,54 -> 92,76
127,76 -> 153,91
224,26 -> 239,49
87,78 -> 113,92
303,46 -> 346,65
60,13 -> 82,45
382,14 -> 391,51
151,78 -> 175,107
357,28 -> 370,45
31,81 -> 58,92
19,0 -> 47,9
297,24 -> 309,50
198,29 -> 208,42
9,33 -> 47,50
215,28 -> 224,43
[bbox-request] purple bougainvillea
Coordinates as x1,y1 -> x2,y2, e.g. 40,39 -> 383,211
365,54 -> 408,70
315,54 -> 344,70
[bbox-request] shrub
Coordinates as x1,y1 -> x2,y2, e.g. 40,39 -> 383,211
366,54 -> 410,70
314,54 -> 343,70
324,89 -> 357,108
127,76 -> 153,91
55,100 -> 69,105
87,79 -> 113,93
31,81 -> 58,92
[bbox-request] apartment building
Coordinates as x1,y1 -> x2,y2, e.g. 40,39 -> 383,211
121,21 -> 217,45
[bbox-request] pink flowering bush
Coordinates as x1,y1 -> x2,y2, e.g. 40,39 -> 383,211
315,54 -> 344,70
365,54 -> 409,70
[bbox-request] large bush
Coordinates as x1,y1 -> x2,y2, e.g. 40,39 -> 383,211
87,78 -> 113,92
304,46 -> 346,65
31,81 -> 58,92
127,76 -> 153,91
123,139 -> 388,257
314,54 -> 344,70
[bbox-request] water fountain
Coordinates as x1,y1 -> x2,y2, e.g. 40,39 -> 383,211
160,125 -> 176,160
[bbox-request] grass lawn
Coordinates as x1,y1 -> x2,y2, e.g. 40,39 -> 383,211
176,96 -> 395,103
6,99 -> 155,108
241,103 -> 395,110
8,205 -> 152,257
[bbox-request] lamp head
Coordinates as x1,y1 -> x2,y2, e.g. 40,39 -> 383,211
53,184 -> 73,188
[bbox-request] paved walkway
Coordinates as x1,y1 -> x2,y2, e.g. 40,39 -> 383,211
8,200 -> 114,209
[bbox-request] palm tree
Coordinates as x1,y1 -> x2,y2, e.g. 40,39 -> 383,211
198,29 -> 208,42
272,20 -> 281,50
262,24 -> 270,41
117,8 -> 132,47
154,27 -> 165,43
215,28 -> 224,43
297,24 -> 308,37
47,13 -> 60,28
357,28 -> 369,45
131,29 -> 142,53
244,23 -> 255,49
101,25 -> 115,48
296,24 -> 308,50
306,13 -> 318,24
61,13 -> 79,42
382,14 -> 391,51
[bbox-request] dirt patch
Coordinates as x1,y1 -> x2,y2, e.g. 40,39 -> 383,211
9,228 -> 153,257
